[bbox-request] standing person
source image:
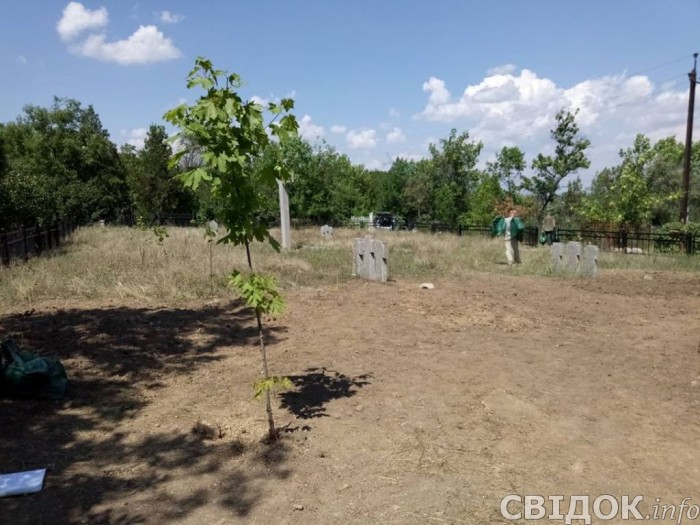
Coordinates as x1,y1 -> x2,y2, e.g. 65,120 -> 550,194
542,213 -> 556,246
503,208 -> 522,265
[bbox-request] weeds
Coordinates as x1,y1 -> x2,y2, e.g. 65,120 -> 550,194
1,225 -> 698,309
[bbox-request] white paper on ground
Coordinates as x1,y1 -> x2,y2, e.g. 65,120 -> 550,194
0,469 -> 46,497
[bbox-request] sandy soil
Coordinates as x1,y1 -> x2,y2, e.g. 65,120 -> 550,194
1,270 -> 700,524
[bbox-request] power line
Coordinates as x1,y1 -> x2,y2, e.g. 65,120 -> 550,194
610,73 -> 686,109
615,54 -> 693,79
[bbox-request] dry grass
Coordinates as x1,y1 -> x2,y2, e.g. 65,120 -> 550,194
1,225 -> 698,308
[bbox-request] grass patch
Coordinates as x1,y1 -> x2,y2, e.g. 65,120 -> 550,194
1,225 -> 698,308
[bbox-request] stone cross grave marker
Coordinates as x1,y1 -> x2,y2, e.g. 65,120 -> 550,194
565,241 -> 582,272
581,245 -> 599,277
353,236 -> 387,283
550,241 -> 599,277
550,242 -> 564,272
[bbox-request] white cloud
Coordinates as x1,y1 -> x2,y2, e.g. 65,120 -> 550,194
364,159 -> 384,170
250,95 -> 270,106
73,25 -> 181,64
157,10 -> 184,24
487,63 -> 517,76
298,114 -> 325,140
346,129 -> 378,149
388,107 -> 401,119
125,128 -> 147,149
57,2 -> 108,41
57,2 -> 181,65
331,125 -> 347,134
392,152 -> 426,162
418,67 -> 689,184
386,127 -> 406,144
16,55 -> 28,65
250,90 -> 297,108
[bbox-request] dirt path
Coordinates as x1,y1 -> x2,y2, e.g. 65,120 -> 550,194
2,270 -> 699,524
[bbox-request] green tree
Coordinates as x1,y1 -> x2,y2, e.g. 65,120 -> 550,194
645,137 -> 688,225
551,176 -> 585,228
428,129 -> 483,223
487,146 -> 525,202
463,171 -> 503,225
402,159 -> 434,222
522,109 -> 590,220
375,158 -> 413,216
126,125 -> 177,223
164,57 -> 298,440
583,134 -> 680,227
1,97 -> 127,228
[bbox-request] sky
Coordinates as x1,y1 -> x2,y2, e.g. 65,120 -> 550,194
1,0 -> 699,186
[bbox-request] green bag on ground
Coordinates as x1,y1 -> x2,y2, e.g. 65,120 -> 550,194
1,339 -> 68,400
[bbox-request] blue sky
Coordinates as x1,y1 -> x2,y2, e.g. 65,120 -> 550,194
1,1 -> 698,185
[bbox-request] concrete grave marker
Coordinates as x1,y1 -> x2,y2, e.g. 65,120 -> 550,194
550,242 -> 564,272
551,241 -> 599,278
353,237 -> 365,277
565,241 -> 582,272
352,236 -> 387,282
581,245 -> 599,277
321,225 -> 334,240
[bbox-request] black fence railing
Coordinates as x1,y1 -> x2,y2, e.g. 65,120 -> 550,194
345,221 -> 698,255
152,215 -> 699,256
554,228 -> 697,255
0,220 -> 77,266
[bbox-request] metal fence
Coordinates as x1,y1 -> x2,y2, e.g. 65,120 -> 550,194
160,214 -> 699,256
0,220 -> 77,266
345,220 -> 698,255
554,227 -> 697,255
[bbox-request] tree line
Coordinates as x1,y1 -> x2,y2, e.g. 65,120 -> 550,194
1,96 -> 699,232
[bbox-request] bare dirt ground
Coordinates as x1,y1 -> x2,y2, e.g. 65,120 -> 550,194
1,270 -> 700,524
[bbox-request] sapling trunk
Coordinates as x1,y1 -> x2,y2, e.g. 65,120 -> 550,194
245,239 -> 277,441
209,241 -> 213,295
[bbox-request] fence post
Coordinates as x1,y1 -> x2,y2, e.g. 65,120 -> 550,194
619,226 -> 628,254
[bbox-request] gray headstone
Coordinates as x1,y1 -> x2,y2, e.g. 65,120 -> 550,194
352,237 -> 387,282
353,238 -> 366,277
550,242 -> 564,272
208,220 -> 219,233
581,245 -> 599,277
321,225 -> 334,240
370,239 -> 388,282
565,242 -> 582,272
363,236 -> 374,279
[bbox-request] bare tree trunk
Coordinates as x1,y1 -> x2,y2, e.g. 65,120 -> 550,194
209,241 -> 213,295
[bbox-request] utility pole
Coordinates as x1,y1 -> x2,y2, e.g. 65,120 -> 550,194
680,53 -> 698,224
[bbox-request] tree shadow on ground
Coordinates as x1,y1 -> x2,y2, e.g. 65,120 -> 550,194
0,302 -> 290,524
279,367 -> 372,420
